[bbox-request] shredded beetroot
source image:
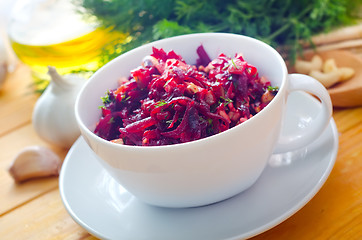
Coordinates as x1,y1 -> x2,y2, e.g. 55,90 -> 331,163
95,45 -> 278,146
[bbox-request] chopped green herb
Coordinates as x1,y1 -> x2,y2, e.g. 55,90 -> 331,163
121,95 -> 131,102
267,86 -> 279,92
220,96 -> 233,106
166,117 -> 182,126
222,63 -> 230,71
155,100 -> 168,107
230,58 -> 240,70
108,117 -> 115,124
101,91 -> 111,105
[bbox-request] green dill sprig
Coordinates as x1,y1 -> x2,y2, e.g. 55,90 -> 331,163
77,0 -> 361,66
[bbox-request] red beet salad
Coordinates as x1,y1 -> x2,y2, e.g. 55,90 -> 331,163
95,46 -> 278,146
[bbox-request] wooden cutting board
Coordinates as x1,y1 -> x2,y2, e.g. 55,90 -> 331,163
294,50 -> 362,108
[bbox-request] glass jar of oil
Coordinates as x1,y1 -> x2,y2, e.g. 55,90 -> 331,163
8,0 -> 128,90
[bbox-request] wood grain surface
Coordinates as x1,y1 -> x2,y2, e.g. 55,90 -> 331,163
0,60 -> 361,240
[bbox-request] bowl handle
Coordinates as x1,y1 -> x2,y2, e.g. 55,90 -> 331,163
273,73 -> 333,153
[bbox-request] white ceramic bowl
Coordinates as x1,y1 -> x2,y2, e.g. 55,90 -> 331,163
75,33 -> 332,208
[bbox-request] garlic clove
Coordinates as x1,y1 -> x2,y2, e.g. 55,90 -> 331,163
338,67 -> 355,81
295,55 -> 323,74
32,67 -> 86,148
309,70 -> 341,88
323,58 -> 338,73
47,66 -> 73,90
8,146 -> 62,183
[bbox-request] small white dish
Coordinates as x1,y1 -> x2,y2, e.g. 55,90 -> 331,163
60,92 -> 338,240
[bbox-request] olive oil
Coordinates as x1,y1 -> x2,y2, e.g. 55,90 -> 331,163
7,0 -> 129,91
10,28 -> 128,75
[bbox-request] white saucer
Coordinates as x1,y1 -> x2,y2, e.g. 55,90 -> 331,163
60,93 -> 338,240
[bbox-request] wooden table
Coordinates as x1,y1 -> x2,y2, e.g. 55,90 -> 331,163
0,61 -> 361,239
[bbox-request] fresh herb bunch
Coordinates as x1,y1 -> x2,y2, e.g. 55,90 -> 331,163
76,0 -> 360,63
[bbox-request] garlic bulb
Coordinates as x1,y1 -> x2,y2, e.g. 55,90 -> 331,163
8,146 -> 62,183
32,66 -> 86,148
0,36 -> 8,88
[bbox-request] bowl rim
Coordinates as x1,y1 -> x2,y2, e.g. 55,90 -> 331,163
75,32 -> 288,150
